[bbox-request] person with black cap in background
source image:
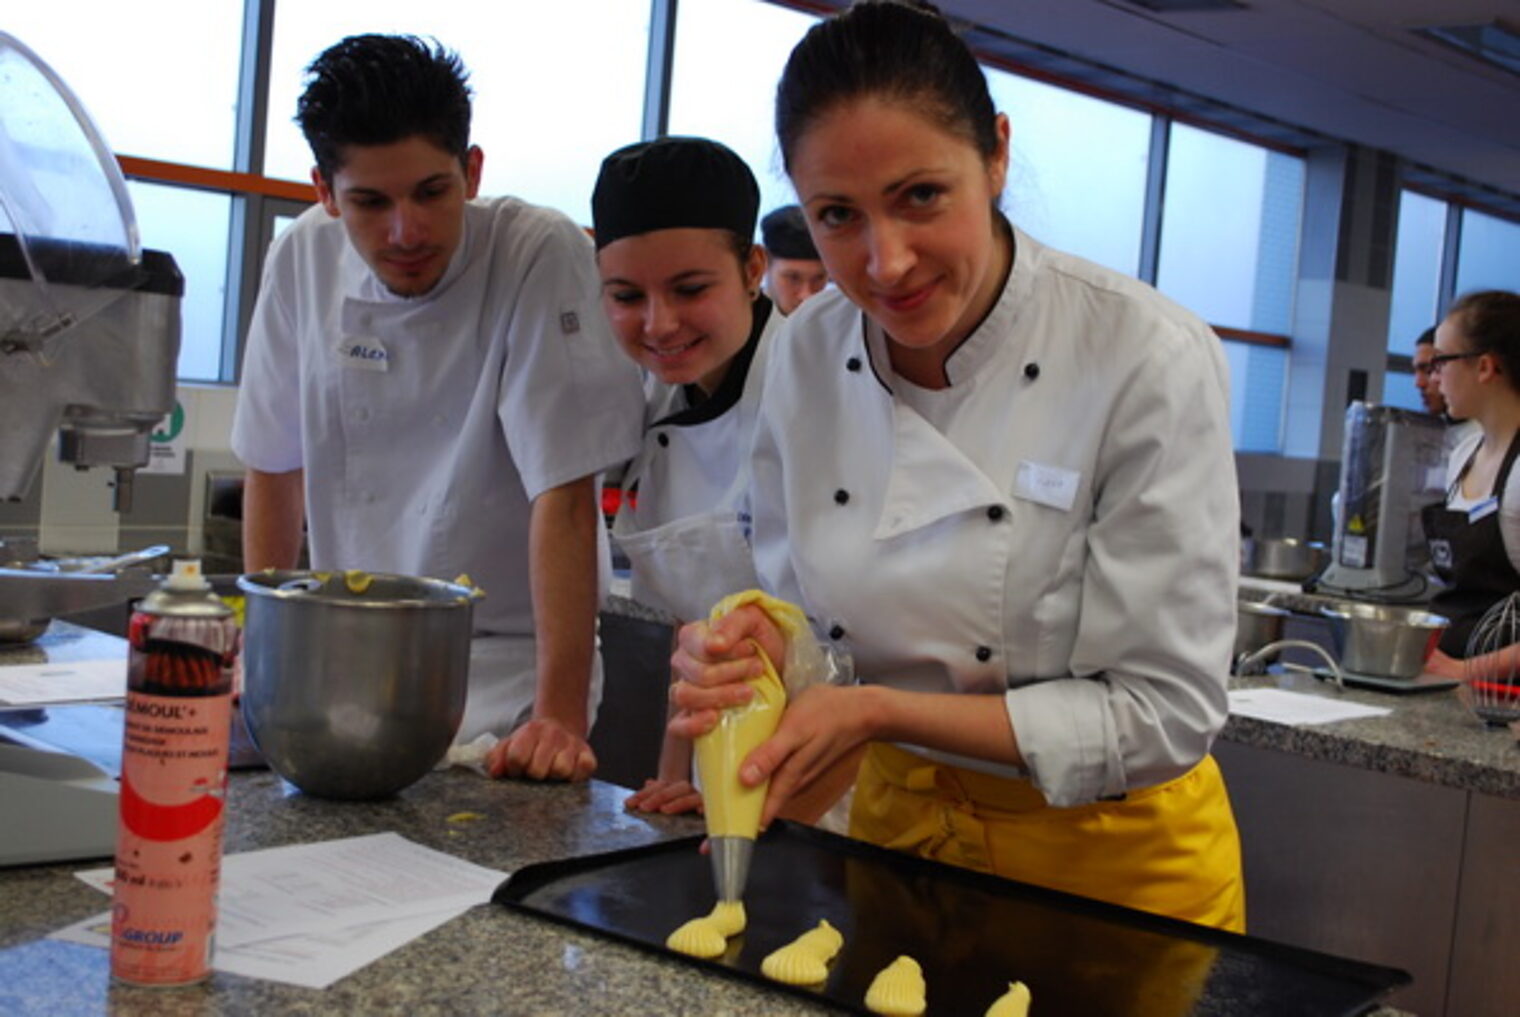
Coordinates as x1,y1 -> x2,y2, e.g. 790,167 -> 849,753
760,205 -> 829,315
591,136 -> 785,816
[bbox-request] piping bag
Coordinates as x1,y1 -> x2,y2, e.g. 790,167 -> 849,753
694,590 -> 809,902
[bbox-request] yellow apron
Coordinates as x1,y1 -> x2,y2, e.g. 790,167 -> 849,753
850,743 -> 1246,933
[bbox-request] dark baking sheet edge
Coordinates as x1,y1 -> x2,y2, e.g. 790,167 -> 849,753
492,820 -> 1410,1016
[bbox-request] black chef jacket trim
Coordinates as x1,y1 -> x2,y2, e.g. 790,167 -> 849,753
856,216 -> 1016,391
651,295 -> 774,429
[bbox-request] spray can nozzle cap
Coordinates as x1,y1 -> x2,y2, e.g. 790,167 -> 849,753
164,559 -> 210,591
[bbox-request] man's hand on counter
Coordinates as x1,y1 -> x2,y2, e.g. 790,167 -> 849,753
486,717 -> 597,781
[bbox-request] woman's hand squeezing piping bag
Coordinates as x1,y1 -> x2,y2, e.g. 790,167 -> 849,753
670,590 -> 864,830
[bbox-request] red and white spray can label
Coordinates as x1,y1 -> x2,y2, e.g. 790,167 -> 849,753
111,568 -> 237,987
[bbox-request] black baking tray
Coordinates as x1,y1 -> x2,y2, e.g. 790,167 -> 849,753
494,821 -> 1409,1016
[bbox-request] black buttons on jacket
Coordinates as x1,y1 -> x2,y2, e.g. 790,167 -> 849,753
656,432 -> 669,447
834,489 -> 850,505
1024,363 -> 1040,380
987,505 -> 1005,521
975,645 -> 993,662
846,357 -> 862,372
828,624 -> 845,641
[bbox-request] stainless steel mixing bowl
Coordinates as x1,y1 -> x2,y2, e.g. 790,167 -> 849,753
1235,599 -> 1291,664
237,570 -> 478,799
1320,601 -> 1449,680
1241,537 -> 1329,581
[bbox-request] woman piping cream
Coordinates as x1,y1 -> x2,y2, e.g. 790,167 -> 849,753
670,1 -> 1245,931
591,137 -> 781,815
1421,290 -> 1520,679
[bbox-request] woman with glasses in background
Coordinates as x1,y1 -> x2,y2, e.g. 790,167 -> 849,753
1421,289 -> 1520,678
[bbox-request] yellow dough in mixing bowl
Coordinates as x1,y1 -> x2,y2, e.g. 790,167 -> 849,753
760,919 -> 844,985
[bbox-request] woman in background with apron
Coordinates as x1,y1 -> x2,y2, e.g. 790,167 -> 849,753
591,137 -> 783,815
1421,290 -> 1520,679
669,0 -> 1245,932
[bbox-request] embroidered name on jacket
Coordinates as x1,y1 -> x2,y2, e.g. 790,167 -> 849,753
338,336 -> 390,371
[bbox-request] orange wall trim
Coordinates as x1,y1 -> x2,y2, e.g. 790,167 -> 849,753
117,155 -> 316,204
1215,326 -> 1291,349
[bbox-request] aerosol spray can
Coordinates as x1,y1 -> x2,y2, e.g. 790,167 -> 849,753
111,560 -> 239,986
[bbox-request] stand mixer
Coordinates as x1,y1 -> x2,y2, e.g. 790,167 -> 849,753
0,31 -> 184,866
0,31 -> 183,637
1311,401 -> 1448,603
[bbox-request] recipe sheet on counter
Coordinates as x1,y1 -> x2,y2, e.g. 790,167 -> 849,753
52,832 -> 508,989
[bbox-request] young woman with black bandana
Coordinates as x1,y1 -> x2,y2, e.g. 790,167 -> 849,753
591,137 -> 783,816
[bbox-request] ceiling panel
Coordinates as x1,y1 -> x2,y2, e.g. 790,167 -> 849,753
936,0 -> 1520,202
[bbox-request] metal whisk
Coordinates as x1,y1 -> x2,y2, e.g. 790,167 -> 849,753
1464,592 -> 1520,726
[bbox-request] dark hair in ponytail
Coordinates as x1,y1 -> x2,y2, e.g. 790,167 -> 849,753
775,1 -> 999,173
1449,290 -> 1520,393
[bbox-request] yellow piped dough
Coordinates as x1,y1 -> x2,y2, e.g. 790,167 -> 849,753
761,919 -> 844,985
343,569 -> 373,594
985,980 -> 1032,1017
865,955 -> 927,1016
665,900 -> 748,958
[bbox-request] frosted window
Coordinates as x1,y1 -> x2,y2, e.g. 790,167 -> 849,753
125,181 -> 231,383
1156,123 -> 1304,334
985,68 -> 1149,276
265,1 -> 648,226
4,3 -> 243,169
1223,341 -> 1287,453
1455,207 -> 1520,296
1386,190 -> 1447,353
1381,370 -> 1423,413
667,0 -> 819,223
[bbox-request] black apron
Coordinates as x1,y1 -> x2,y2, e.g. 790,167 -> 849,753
1422,432 -> 1520,657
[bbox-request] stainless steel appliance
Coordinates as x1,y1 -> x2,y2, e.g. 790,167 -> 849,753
0,31 -> 183,866
1313,402 -> 1448,602
0,32 -> 184,633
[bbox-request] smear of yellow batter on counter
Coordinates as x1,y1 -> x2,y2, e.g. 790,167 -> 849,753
865,955 -> 927,1016
760,919 -> 844,985
665,900 -> 747,958
984,980 -> 1031,1017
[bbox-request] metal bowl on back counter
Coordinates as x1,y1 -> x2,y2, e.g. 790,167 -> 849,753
1234,599 -> 1291,664
1241,537 -> 1329,581
1320,601 -> 1449,680
237,570 -> 480,799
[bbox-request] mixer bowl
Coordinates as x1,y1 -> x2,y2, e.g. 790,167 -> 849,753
1320,602 -> 1449,680
1241,537 -> 1328,581
237,570 -> 477,800
1235,599 -> 1291,664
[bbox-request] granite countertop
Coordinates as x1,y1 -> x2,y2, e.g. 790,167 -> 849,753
1223,665 -> 1520,802
0,622 -> 1418,1015
0,769 -> 1415,1017
0,769 -> 849,1017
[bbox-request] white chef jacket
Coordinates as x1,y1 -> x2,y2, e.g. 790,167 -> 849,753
612,297 -> 781,621
231,198 -> 646,740
750,227 -> 1239,807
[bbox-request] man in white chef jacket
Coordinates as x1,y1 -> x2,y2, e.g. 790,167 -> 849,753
231,34 -> 644,780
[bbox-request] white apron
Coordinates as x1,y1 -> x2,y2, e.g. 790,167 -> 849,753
612,302 -> 778,622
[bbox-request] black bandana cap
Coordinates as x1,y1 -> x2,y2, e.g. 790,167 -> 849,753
760,205 -> 819,260
592,136 -> 759,250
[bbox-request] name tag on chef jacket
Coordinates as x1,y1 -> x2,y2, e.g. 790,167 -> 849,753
1014,460 -> 1080,512
1468,495 -> 1499,524
338,336 -> 390,372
